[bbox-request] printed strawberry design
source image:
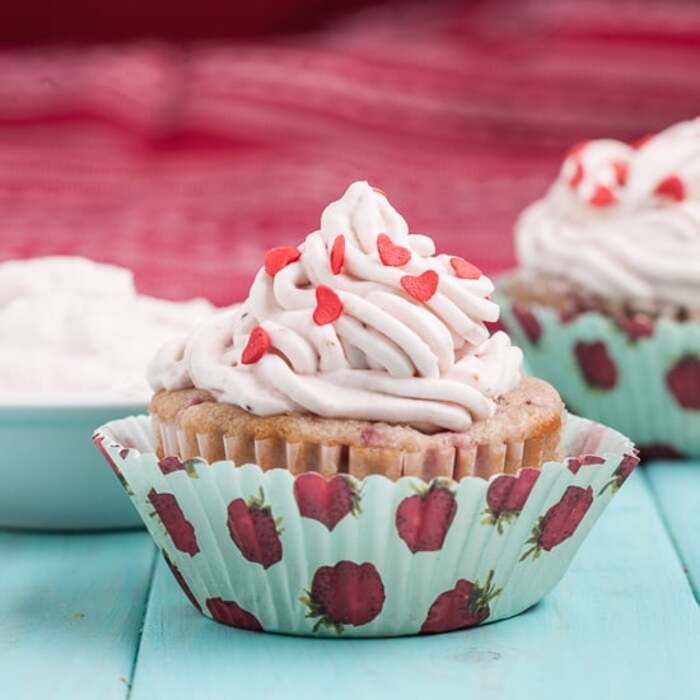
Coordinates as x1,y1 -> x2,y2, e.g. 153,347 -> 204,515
294,473 -> 361,531
567,454 -> 605,474
512,302 -> 542,344
206,597 -> 263,632
395,479 -> 457,553
157,456 -> 200,478
666,355 -> 700,410
575,340 -> 617,390
420,570 -> 501,634
599,453 -> 639,495
301,561 -> 385,634
520,486 -> 593,561
481,469 -> 540,533
638,443 -> 685,462
92,434 -> 132,494
162,550 -> 201,612
619,315 -> 655,341
227,488 -> 283,569
148,489 -> 200,557
485,318 -> 509,336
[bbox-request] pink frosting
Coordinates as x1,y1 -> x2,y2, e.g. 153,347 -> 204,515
148,182 -> 522,432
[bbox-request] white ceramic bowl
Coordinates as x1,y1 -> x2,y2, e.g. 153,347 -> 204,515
0,392 -> 147,530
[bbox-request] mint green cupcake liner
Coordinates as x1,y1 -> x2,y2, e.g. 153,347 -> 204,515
494,280 -> 700,460
94,412 -> 634,637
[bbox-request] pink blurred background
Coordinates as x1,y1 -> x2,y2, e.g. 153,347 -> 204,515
1,0 -> 699,305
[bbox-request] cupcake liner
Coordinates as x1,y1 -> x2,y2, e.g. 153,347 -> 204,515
94,412 -> 635,637
494,279 -> 700,460
149,413 -> 564,482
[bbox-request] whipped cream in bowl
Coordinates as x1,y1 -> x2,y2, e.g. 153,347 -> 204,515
0,256 -> 224,529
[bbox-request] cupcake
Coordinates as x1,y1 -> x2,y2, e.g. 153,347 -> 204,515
147,181 -> 562,479
95,181 -> 636,637
498,118 -> 700,460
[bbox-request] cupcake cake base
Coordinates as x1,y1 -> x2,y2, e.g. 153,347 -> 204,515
150,376 -> 564,480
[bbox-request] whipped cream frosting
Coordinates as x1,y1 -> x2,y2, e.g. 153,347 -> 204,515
516,117 -> 700,309
149,181 -> 522,432
0,257 -> 219,399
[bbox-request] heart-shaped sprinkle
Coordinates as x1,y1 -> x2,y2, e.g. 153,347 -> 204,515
612,160 -> 628,186
330,235 -> 345,275
589,185 -> 616,207
401,270 -> 438,302
450,256 -> 481,280
372,186 -> 387,196
568,160 -> 584,189
264,246 -> 301,277
631,133 -> 654,150
377,233 -> 411,267
654,175 -> 685,202
313,285 -> 343,325
241,326 -> 270,365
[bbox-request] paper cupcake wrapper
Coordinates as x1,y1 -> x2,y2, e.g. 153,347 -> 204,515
494,281 -> 700,460
94,412 -> 635,638
149,413 -> 563,481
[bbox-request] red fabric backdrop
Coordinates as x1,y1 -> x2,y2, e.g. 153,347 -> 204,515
1,0 -> 699,305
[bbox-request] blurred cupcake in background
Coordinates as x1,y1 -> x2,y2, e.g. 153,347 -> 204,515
496,117 -> 700,460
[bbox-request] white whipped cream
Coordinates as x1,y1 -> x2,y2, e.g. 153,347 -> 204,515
0,257 -> 220,400
149,182 -> 522,432
516,117 -> 700,308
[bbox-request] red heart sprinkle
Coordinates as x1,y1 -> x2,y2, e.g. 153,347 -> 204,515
631,133 -> 654,149
313,285 -> 343,325
241,326 -> 270,365
401,270 -> 439,302
589,185 -> 616,207
450,256 -> 481,279
264,246 -> 301,277
612,160 -> 627,186
568,160 -> 584,189
377,233 -> 411,267
654,175 -> 685,202
372,186 -> 387,196
566,140 -> 588,158
330,235 -> 345,275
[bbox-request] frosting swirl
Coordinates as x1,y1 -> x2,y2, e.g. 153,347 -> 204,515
149,181 -> 522,432
516,117 -> 700,309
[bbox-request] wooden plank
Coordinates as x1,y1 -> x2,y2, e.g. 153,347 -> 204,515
645,460 -> 700,600
0,531 -> 155,700
130,471 -> 699,700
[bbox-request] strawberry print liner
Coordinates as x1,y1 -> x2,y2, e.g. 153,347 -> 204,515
95,411 -> 634,637
496,279 -> 700,459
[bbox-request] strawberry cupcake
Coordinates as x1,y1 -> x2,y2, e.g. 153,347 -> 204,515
498,117 -> 700,461
95,182 -> 636,637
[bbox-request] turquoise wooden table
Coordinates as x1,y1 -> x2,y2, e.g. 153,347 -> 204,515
2,463 -> 699,700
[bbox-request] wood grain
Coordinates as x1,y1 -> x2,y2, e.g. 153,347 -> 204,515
0,531 -> 155,700
645,461 -> 700,601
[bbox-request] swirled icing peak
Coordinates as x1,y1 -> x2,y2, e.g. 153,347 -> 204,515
149,181 -> 522,432
516,117 -> 700,308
